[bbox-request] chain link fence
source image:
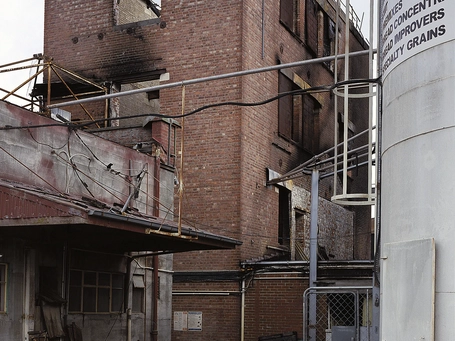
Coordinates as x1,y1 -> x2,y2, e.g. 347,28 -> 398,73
303,287 -> 373,341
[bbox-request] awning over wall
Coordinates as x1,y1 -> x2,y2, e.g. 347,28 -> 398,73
0,180 -> 241,253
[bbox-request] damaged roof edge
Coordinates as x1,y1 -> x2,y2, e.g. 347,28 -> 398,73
88,210 -> 242,247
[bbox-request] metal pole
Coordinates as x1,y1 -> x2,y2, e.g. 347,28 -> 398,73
308,169 -> 319,340
334,0 -> 341,202
343,0 -> 351,197
374,0 -> 383,340
309,169 -> 319,287
177,86 -> 185,236
46,50 -> 375,109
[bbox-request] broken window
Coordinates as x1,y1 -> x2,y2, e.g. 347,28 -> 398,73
0,264 -> 6,312
302,94 -> 320,155
305,0 -> 319,52
278,72 -> 299,142
69,270 -> 125,313
323,14 -> 336,71
280,0 -> 299,35
115,0 -> 161,26
115,80 -> 160,127
278,72 -> 319,154
278,188 -> 291,247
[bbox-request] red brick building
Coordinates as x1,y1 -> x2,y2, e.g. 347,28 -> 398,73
42,0 -> 373,340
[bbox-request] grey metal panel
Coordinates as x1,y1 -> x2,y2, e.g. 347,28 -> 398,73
332,326 -> 355,341
381,238 -> 435,341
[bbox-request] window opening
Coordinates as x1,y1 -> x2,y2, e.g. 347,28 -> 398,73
305,0 -> 318,52
302,95 -> 320,155
69,270 -> 125,313
294,209 -> 309,261
115,0 -> 161,26
280,0 -> 299,35
323,14 -> 336,71
278,188 -> 291,247
114,80 -> 160,128
278,72 -> 300,143
278,72 -> 320,154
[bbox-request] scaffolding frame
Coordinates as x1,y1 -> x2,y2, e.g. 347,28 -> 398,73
0,54 -> 108,127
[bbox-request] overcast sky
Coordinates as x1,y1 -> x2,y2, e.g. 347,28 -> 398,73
0,0 -> 374,101
0,1 -> 44,101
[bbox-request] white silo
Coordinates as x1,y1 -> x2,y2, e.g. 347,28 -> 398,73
380,0 -> 455,339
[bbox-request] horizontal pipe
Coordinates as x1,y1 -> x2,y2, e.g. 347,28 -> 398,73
172,291 -> 240,296
47,49 -> 376,109
252,277 -> 306,280
241,260 -> 373,267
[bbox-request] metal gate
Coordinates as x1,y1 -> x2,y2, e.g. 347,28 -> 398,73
303,287 -> 373,341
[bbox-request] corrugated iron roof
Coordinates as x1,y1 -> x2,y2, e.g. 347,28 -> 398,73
0,179 -> 241,253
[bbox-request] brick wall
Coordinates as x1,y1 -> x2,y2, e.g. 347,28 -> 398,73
171,282 -> 241,341
43,0 -> 372,340
244,275 -> 309,341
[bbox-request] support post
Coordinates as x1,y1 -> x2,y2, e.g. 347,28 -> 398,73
308,169 -> 319,340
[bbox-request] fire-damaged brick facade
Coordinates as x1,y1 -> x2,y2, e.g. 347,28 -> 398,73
43,0 -> 372,340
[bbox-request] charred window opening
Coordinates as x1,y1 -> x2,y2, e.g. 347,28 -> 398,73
305,0 -> 319,52
302,95 -> 320,155
278,71 -> 320,154
280,0 -> 299,35
323,14 -> 336,71
115,0 -> 161,26
278,188 -> 291,247
109,80 -> 160,128
278,72 -> 299,142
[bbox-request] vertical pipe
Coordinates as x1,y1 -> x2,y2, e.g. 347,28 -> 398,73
62,243 -> 68,328
374,1 -> 383,340
143,256 -> 148,341
47,63 -> 51,113
127,308 -> 132,341
177,86 -> 186,236
261,0 -> 265,59
167,121 -> 172,165
152,152 -> 161,341
23,249 -> 30,341
22,248 -> 35,341
104,89 -> 109,128
308,169 -> 319,340
367,0 -> 375,202
333,0 -> 340,199
342,0 -> 351,196
151,256 -> 159,341
240,278 -> 246,341
309,169 -> 319,286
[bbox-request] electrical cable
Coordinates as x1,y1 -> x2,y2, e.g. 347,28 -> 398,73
73,130 -> 130,181
1,77 -> 381,243
27,127 -> 71,150
51,151 -> 125,202
0,145 -> 65,195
